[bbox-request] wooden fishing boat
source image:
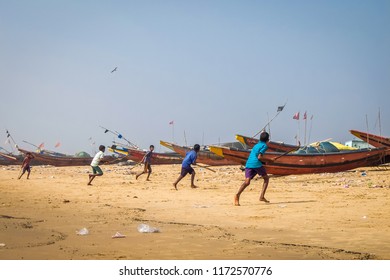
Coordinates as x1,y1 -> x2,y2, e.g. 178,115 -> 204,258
159,140 -> 240,166
109,145 -> 183,165
0,151 -> 23,165
17,148 -> 121,167
209,145 -> 386,176
350,130 -> 390,149
235,134 -> 299,152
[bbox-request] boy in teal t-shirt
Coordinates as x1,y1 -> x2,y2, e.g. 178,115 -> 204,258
235,131 -> 270,206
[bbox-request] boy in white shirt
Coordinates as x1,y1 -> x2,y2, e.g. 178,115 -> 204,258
88,145 -> 105,185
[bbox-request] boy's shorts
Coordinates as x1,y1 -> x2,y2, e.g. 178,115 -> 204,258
180,166 -> 194,177
245,166 -> 267,179
22,165 -> 31,173
91,166 -> 103,175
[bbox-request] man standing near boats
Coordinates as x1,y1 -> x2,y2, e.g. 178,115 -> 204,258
234,131 -> 271,206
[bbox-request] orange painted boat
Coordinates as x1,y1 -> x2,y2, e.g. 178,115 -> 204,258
209,145 -> 386,176
235,134 -> 299,152
109,144 -> 183,165
159,140 -> 240,166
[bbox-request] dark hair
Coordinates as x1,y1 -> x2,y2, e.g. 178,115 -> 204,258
150,145 -> 154,149
193,144 -> 200,152
99,145 -> 105,151
259,131 -> 270,142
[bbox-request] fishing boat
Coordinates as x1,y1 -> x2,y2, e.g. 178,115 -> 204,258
0,151 -> 23,165
159,140 -> 240,166
17,148 -> 121,167
109,144 -> 183,165
349,130 -> 390,149
209,145 -> 386,176
235,134 -> 299,152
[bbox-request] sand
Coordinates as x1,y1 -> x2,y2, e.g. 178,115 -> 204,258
0,163 -> 389,260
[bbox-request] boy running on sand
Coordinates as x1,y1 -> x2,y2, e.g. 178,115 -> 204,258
173,144 -> 200,190
18,152 -> 34,179
136,145 -> 154,181
88,145 -> 106,185
235,131 -> 270,206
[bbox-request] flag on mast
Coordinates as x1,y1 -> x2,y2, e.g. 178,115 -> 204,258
277,105 -> 285,112
169,120 -> 174,125
303,111 -> 307,120
293,112 -> 300,120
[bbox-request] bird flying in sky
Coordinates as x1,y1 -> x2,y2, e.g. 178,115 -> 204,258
111,67 -> 117,73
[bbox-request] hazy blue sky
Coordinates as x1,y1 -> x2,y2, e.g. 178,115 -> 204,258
1,0 -> 389,155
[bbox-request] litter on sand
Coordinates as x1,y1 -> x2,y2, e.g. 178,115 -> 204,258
112,232 -> 126,238
76,227 -> 89,235
137,223 -> 160,233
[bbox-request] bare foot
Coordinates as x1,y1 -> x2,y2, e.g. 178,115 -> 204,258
146,179 -> 150,181
135,175 -> 139,180
87,183 -> 92,186
234,195 -> 240,206
260,197 -> 270,203
191,185 -> 198,189
173,183 -> 178,190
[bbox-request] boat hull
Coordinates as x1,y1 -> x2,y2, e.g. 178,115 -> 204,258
109,145 -> 183,165
209,146 -> 386,176
17,148 -> 121,167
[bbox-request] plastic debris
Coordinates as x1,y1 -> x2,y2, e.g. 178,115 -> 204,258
76,227 -> 89,235
137,223 -> 160,233
193,204 -> 210,208
361,172 -> 367,176
112,232 -> 126,238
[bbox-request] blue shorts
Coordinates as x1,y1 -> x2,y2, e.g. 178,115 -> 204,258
91,166 -> 103,175
180,166 -> 194,177
245,166 -> 267,179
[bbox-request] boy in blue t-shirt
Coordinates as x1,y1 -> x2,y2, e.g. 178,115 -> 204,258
234,131 -> 270,206
173,144 -> 200,190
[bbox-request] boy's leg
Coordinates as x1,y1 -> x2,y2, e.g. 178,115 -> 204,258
146,165 -> 152,181
173,175 -> 184,190
190,172 -> 198,188
88,174 -> 95,185
259,175 -> 270,203
234,178 -> 251,206
135,172 -> 142,180
136,164 -> 147,179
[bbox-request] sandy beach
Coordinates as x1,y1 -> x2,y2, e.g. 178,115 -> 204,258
0,163 -> 389,260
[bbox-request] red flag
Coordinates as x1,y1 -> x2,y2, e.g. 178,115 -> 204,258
293,112 -> 300,120
38,142 -> 44,149
169,120 -> 174,125
55,142 -> 61,148
303,111 -> 307,120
